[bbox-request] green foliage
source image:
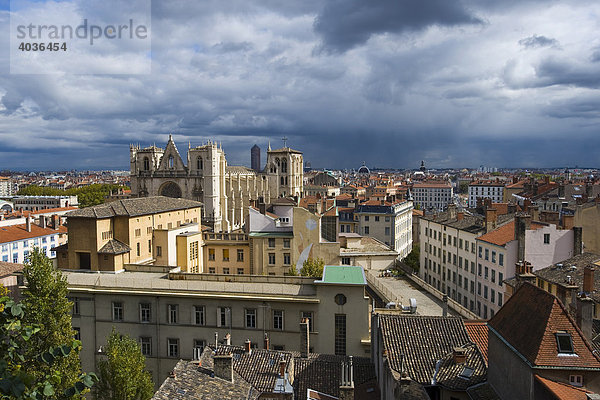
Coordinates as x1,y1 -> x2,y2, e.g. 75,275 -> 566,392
300,258 -> 325,278
21,248 -> 84,398
95,328 -> 154,400
403,244 -> 420,273
17,184 -> 127,208
458,182 -> 469,194
0,284 -> 97,399
287,266 -> 298,276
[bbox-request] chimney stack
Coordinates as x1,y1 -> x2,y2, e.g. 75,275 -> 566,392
244,339 -> 252,354
339,357 -> 355,400
225,333 -> 231,346
279,358 -> 286,378
515,213 -> 531,262
584,265 -> 595,293
259,202 -> 266,215
453,347 -> 466,364
40,216 -> 47,229
215,332 -> 219,349
213,353 -> 233,382
562,215 -> 574,230
264,333 -> 270,350
448,204 -> 457,220
26,216 -> 31,232
457,212 -> 464,221
573,227 -> 583,256
442,295 -> 448,317
485,208 -> 497,233
300,318 -> 310,358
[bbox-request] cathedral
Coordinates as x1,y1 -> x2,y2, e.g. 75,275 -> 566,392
129,135 -> 303,232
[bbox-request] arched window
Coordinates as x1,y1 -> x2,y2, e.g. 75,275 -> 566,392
281,159 -> 287,173
169,156 -> 174,168
276,158 -> 280,166
197,157 -> 203,170
280,177 -> 285,185
143,157 -> 150,171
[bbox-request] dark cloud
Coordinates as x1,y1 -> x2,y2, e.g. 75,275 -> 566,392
536,58 -> 600,88
518,34 -> 559,49
313,0 -> 482,53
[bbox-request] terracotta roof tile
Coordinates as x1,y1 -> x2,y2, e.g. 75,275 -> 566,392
0,223 -> 63,244
465,321 -> 489,365
477,220 -> 545,247
0,261 -> 23,279
535,375 -> 592,400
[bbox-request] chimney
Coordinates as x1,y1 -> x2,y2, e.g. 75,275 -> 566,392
523,199 -> 532,213
40,216 -> 47,229
279,358 -> 286,378
244,339 -> 251,354
515,213 -> 531,262
259,202 -> 266,215
457,212 -> 464,221
215,332 -> 219,348
339,357 -> 354,400
485,208 -> 497,233
264,334 -> 270,350
300,318 -> 310,358
562,215 -> 574,230
453,348 -> 466,364
26,216 -> 31,232
558,184 -> 565,198
507,203 -> 516,214
448,204 -> 457,220
225,333 -> 231,346
584,265 -> 595,293
573,227 -> 583,256
442,295 -> 448,317
575,290 -> 594,342
213,353 -> 234,382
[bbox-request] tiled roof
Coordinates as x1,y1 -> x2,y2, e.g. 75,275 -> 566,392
0,223 -> 62,244
422,211 -> 486,234
488,282 -> 600,369
30,206 -> 78,215
533,252 -> 600,291
412,183 -> 452,189
0,261 -> 23,279
465,321 -> 489,364
466,382 -> 501,400
379,315 -> 486,389
97,239 -> 131,255
534,375 -> 593,400
477,220 -> 545,247
67,196 -> 202,218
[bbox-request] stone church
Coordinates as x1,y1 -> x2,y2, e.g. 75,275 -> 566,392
129,135 -> 303,232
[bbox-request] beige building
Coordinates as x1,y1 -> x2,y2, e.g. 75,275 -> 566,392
67,265 -> 371,386
202,232 -> 250,275
356,200 -> 413,258
574,201 -> 600,254
130,136 -> 303,232
56,197 -> 203,272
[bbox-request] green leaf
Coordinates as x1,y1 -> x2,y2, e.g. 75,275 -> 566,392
43,383 -> 54,396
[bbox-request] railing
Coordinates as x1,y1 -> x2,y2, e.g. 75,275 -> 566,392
406,274 -> 479,319
364,269 -> 405,306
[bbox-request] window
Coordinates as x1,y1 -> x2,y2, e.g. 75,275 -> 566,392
499,272 -> 504,286
478,264 -> 482,276
471,243 -> 476,253
237,249 -> 244,262
193,306 -> 205,325
498,293 -> 503,306
491,270 -> 496,283
556,332 -> 574,353
140,337 -> 152,356
268,238 -> 275,248
375,216 -> 380,222
364,226 -> 369,234
168,338 -> 179,357
168,304 -> 178,324
193,339 -> 205,360
190,242 -> 199,261
237,268 -> 244,274
484,286 -> 488,299
197,157 -> 203,170
385,227 -> 390,235
491,251 -> 496,263
13,254 -> 18,263
335,293 -> 347,305
478,246 -> 482,258
223,268 -> 230,274
570,375 -> 583,387
544,233 -> 550,244
156,246 -> 162,257
112,302 -> 123,322
140,303 -> 151,323
385,216 -> 390,222
478,282 -> 481,295
268,253 -> 276,265
364,216 -> 369,222
283,253 -> 291,265
209,267 -> 215,274
499,253 -> 504,266
485,249 -> 489,261
208,249 -> 215,261
222,249 -> 229,261
484,267 -> 489,280
72,297 -> 80,316
302,311 -> 314,332
341,257 -> 351,265
335,314 -> 346,356
218,307 -> 231,327
245,309 -> 256,328
273,310 -> 284,330
135,228 -> 141,237
136,243 -> 140,257
491,289 -> 496,303
148,240 -> 152,254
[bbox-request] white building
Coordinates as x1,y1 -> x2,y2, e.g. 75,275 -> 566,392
0,177 -> 16,196
12,195 -> 78,211
468,181 -> 505,208
356,200 -> 413,258
412,182 -> 453,211
0,218 -> 67,263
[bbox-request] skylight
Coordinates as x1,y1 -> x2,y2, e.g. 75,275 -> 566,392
459,366 -> 474,379
556,331 -> 575,354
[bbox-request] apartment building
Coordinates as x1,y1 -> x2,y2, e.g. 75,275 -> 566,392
202,232 -> 249,275
12,195 -> 78,211
411,182 -> 453,211
356,200 -> 413,258
67,265 -> 370,385
468,181 -> 505,208
0,217 -> 67,263
0,177 -> 16,196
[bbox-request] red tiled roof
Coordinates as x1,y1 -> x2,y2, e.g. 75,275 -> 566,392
465,321 -> 489,365
30,206 -> 77,215
0,223 -> 63,244
413,183 -> 452,189
489,283 -> 600,369
477,220 -> 545,247
535,375 -> 592,400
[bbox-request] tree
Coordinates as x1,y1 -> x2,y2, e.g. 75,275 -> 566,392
95,328 -> 154,400
17,184 -> 128,208
21,248 -> 83,398
300,258 -> 325,278
0,284 -> 97,399
403,244 -> 420,273
287,266 -> 298,276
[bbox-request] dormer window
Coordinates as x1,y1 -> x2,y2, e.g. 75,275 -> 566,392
556,331 -> 574,354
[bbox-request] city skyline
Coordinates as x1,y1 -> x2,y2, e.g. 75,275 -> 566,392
1,0 -> 599,170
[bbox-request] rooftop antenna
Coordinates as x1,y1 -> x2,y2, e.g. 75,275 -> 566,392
282,137 -> 288,148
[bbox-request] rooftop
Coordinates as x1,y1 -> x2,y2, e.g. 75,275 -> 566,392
533,252 -> 600,293
477,220 -> 546,247
0,261 -> 23,279
66,196 -> 202,219
0,223 -> 64,244
317,266 -> 366,285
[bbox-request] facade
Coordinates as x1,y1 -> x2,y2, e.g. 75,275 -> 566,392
411,182 -> 453,211
0,218 -> 67,263
12,195 -> 78,211
574,200 -> 600,254
355,200 -> 413,258
56,197 -> 203,272
468,181 -> 505,208
339,233 -> 398,271
202,232 -> 250,275
0,177 -> 16,196
129,136 -> 303,232
68,265 -> 371,386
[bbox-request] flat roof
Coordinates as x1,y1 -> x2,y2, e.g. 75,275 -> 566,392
248,232 -> 294,238
317,265 -> 366,285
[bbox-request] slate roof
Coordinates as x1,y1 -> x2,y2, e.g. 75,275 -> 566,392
66,196 -> 202,219
421,211 -> 486,234
97,239 -> 131,255
466,382 -> 501,400
465,321 -> 489,365
533,252 -> 600,292
488,282 -> 600,369
379,315 -> 487,390
226,166 -> 256,174
535,375 -> 593,400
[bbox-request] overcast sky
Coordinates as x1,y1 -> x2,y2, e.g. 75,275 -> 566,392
0,0 -> 599,171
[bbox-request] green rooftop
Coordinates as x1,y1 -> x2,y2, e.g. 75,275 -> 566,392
317,266 -> 366,285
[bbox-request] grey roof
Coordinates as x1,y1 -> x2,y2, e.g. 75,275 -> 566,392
422,211 -> 486,234
467,382 -> 501,400
378,314 -> 487,390
226,166 -> 256,174
98,239 -> 131,255
66,196 -> 202,218
533,252 -> 600,301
